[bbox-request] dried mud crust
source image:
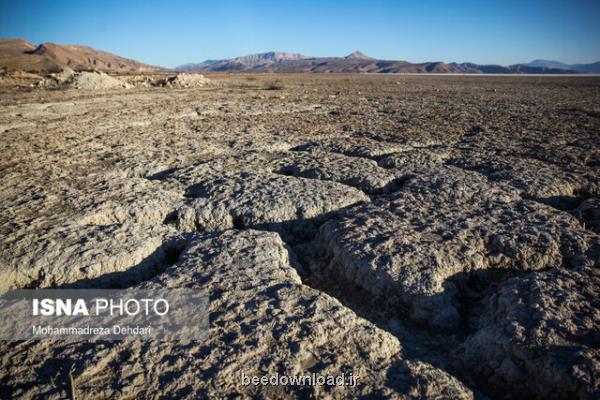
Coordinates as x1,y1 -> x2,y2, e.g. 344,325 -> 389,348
274,149 -> 399,194
174,171 -> 369,242
447,151 -> 599,205
315,164 -> 599,331
1,75 -> 599,399
0,223 -> 184,289
0,230 -> 474,399
458,267 -> 600,399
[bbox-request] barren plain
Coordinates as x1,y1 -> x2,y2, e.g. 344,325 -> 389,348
0,74 -> 599,399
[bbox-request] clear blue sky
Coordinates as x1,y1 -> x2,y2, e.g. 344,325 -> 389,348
1,0 -> 599,68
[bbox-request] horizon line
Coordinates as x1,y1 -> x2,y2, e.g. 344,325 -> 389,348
4,37 -> 599,69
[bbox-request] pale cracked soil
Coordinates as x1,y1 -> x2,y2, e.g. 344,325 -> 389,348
0,74 -> 599,399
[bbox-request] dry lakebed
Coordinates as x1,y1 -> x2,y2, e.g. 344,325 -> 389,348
0,73 -> 599,399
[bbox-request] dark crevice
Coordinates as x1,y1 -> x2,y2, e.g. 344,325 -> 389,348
278,166 -> 295,176
163,242 -> 185,266
571,201 -> 600,234
560,107 -> 600,119
519,190 -> 600,233
288,142 -> 317,152
184,183 -> 211,198
288,141 -> 402,163
231,216 -> 246,229
536,194 -> 587,211
283,219 -> 562,400
162,210 -> 179,225
227,203 -> 364,245
146,167 -> 179,181
390,176 -> 409,190
287,240 -> 496,399
23,270 -> 47,290
271,167 -> 408,199
450,268 -> 521,333
351,131 -> 388,142
463,125 -> 487,137
533,188 -> 595,212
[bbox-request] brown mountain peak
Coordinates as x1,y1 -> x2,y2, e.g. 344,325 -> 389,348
344,51 -> 373,60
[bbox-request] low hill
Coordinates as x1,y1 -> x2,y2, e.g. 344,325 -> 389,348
0,39 -> 163,73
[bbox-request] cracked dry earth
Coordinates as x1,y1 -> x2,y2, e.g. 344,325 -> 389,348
0,74 -> 599,399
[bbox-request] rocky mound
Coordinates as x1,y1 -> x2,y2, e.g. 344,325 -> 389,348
60,71 -> 132,90
154,73 -> 210,88
35,69 -> 132,90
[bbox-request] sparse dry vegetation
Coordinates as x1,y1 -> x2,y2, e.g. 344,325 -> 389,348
263,79 -> 284,90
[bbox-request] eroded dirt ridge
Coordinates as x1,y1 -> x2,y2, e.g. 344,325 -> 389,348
0,75 -> 599,399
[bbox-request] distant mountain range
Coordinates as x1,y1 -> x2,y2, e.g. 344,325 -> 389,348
2,39 -> 599,75
176,51 -> 600,74
0,38 -> 162,73
521,59 -> 600,73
